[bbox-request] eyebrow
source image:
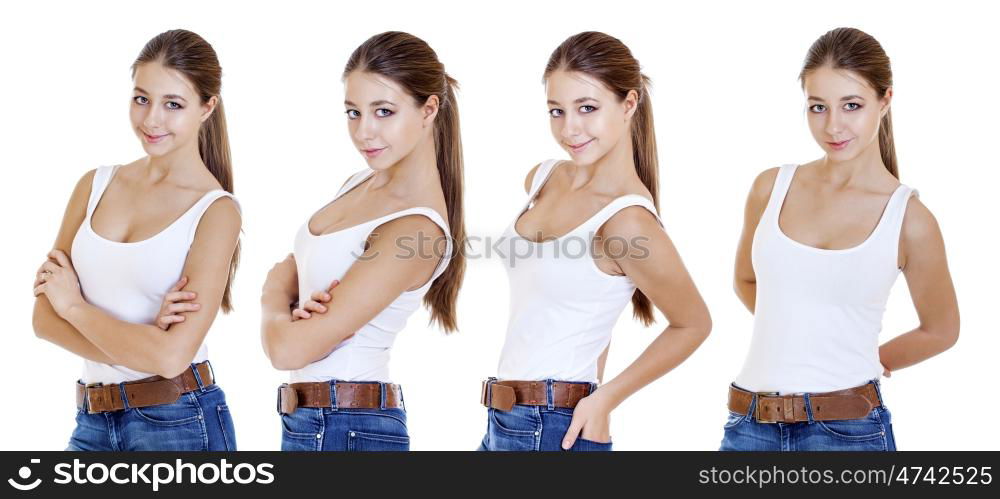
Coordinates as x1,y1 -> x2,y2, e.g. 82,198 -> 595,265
133,87 -> 188,102
807,95 -> 866,102
547,97 -> 600,106
344,100 -> 397,107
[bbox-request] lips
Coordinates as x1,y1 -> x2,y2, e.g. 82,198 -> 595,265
362,146 -> 387,158
142,131 -> 169,144
567,138 -> 595,154
827,138 -> 853,151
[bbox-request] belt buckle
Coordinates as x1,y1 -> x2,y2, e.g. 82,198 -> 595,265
84,382 -> 105,415
754,391 -> 780,424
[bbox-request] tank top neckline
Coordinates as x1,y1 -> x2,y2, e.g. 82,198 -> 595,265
772,163 -> 906,254
306,168 -> 449,239
510,159 -> 658,244
86,164 -> 231,247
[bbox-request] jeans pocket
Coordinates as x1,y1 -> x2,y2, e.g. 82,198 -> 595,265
723,410 -> 747,429
347,430 -> 410,451
123,396 -> 207,451
280,410 -> 323,451
811,409 -> 889,451
570,437 -> 613,452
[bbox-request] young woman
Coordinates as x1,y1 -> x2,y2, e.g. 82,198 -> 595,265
721,27 -> 960,451
258,31 -> 464,452
478,32 -> 712,452
32,29 -> 242,451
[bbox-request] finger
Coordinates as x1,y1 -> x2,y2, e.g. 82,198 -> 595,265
168,302 -> 201,313
41,261 -> 61,274
291,308 -> 311,320
310,290 -> 332,303
168,276 -> 189,293
34,283 -> 46,296
157,314 -> 185,329
302,300 -> 327,314
561,417 -> 585,450
49,249 -> 72,268
164,291 -> 197,303
327,279 -> 340,291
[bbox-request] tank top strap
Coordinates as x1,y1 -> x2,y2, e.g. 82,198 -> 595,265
876,184 -> 919,245
523,159 -> 563,209
85,165 -> 120,220
375,206 -> 454,286
576,194 -> 663,236
762,164 -> 798,222
335,168 -> 376,199
184,190 -> 241,246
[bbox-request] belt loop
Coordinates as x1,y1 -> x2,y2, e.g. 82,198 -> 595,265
117,382 -> 130,410
379,382 -> 387,410
870,378 -> 885,406
803,393 -> 814,424
485,378 -> 494,409
545,379 -> 555,410
329,380 -> 339,412
190,363 -> 207,391
398,385 -> 405,411
747,392 -> 757,419
205,360 -> 216,385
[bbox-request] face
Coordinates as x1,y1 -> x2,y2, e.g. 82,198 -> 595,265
803,65 -> 891,162
343,71 -> 438,169
545,69 -> 637,166
130,60 -> 216,157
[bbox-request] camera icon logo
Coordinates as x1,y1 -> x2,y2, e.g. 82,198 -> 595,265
8,459 -> 42,491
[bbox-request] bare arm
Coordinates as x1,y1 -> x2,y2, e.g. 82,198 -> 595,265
32,169 -> 116,363
261,215 -> 445,370
734,168 -> 778,313
878,197 -> 960,373
55,198 -> 241,378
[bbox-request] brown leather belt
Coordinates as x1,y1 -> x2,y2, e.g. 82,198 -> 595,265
76,361 -> 215,414
277,382 -> 404,415
480,378 -> 595,412
728,382 -> 883,423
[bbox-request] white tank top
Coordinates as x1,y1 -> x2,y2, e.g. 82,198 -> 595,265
71,165 -> 241,384
289,168 -> 453,383
734,164 -> 918,394
496,159 -> 663,383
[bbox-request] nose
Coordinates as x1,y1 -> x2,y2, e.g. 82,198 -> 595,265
824,109 -> 844,137
353,114 -> 377,143
560,113 -> 582,142
143,104 -> 163,131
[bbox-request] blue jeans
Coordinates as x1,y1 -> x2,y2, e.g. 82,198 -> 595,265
477,379 -> 612,452
280,381 -> 409,451
719,380 -> 897,451
67,377 -> 236,451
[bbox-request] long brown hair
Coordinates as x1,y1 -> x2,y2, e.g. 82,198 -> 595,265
545,31 -> 660,327
133,29 -> 240,312
800,27 -> 898,178
344,31 -> 465,333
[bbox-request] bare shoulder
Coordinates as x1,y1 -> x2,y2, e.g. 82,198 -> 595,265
373,212 -> 446,240
749,166 -> 781,203
523,162 -> 542,194
68,168 -> 97,207
197,196 -> 242,236
602,204 -> 664,240
901,194 -> 941,243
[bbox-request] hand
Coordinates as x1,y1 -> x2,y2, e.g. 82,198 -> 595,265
155,276 -> 200,330
882,363 -> 891,378
33,250 -> 85,317
561,389 -> 613,449
292,280 -> 340,321
262,253 -> 298,304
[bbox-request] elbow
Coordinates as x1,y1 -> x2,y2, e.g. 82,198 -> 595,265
939,322 -> 960,352
150,349 -> 197,379
262,325 -> 308,371
32,309 -> 54,341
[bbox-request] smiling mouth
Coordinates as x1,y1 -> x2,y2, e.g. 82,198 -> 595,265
567,138 -> 595,152
362,147 -> 387,157
827,138 -> 853,149
143,131 -> 168,142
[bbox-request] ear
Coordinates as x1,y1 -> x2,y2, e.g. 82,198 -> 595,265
879,87 -> 893,118
201,95 -> 219,123
623,89 -> 640,121
422,94 -> 441,128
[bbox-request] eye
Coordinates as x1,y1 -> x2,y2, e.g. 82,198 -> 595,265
843,102 -> 862,111
808,104 -> 826,113
166,101 -> 183,110
345,109 -> 361,119
579,105 -> 597,113
375,108 -> 393,117
549,108 -> 563,118
133,96 -> 149,105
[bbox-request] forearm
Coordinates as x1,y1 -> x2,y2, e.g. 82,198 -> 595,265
62,301 -> 186,376
879,324 -> 959,373
260,290 -> 351,370
33,299 -> 117,364
734,279 -> 756,313
600,324 -> 710,409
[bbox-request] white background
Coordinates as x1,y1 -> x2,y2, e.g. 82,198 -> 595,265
1,0 -> 996,450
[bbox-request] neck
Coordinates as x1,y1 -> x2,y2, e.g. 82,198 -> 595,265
571,133 -> 637,194
369,134 -> 439,196
818,140 -> 888,187
142,138 -> 207,185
